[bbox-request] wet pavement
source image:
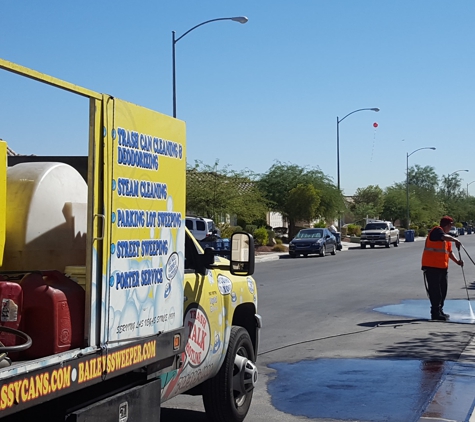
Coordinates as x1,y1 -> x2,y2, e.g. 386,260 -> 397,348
264,299 -> 475,421
268,359 -> 453,421
375,299 -> 475,324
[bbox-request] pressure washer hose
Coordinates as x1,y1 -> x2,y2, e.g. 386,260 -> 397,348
461,244 -> 475,267
458,247 -> 471,302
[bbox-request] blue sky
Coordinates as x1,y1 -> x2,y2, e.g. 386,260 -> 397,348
1,1 -> 474,195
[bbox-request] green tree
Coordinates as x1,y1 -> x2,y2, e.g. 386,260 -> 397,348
404,165 -> 443,227
350,185 -> 384,222
408,164 -> 438,192
186,160 -> 268,224
439,173 -> 465,202
257,162 -> 344,237
286,184 -> 321,224
381,185 -> 406,223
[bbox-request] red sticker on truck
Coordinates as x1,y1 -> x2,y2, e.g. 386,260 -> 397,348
184,307 -> 210,367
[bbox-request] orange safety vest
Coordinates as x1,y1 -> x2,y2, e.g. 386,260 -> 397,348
421,226 -> 452,269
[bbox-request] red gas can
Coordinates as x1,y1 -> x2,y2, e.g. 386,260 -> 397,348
0,281 -> 23,347
20,271 -> 85,359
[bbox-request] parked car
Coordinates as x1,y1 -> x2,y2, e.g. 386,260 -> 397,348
360,220 -> 399,248
288,228 -> 336,258
185,216 -> 220,241
449,226 -> 459,237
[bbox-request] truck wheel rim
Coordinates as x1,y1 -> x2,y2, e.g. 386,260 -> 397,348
233,348 -> 258,406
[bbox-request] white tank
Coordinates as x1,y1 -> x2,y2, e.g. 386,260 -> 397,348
1,162 -> 88,271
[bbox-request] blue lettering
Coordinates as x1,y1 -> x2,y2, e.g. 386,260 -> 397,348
117,209 -> 145,228
116,271 -> 140,290
117,178 -> 139,197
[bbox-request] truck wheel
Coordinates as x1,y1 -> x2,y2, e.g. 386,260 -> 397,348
370,244 -> 375,248
360,244 -> 366,249
331,245 -> 336,255
385,239 -> 390,248
393,236 -> 399,247
202,326 -> 257,422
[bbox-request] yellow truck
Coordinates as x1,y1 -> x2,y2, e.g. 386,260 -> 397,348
0,58 -> 260,422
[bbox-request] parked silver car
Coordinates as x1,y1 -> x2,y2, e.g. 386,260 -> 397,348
448,226 -> 459,237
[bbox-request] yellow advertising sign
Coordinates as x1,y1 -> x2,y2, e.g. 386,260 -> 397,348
102,98 -> 186,343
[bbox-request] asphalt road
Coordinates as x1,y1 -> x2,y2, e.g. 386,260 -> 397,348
162,234 -> 475,421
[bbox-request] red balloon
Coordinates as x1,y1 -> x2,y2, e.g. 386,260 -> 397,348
373,122 -> 378,128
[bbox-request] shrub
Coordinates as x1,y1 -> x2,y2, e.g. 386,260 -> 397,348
409,224 -> 419,231
340,227 -> 348,237
220,225 -> 242,239
347,224 -> 361,236
275,238 -> 283,245
254,227 -> 269,246
272,244 -> 287,252
313,221 -> 326,228
245,224 -> 257,236
266,229 -> 276,246
399,228 -> 406,238
418,228 -> 428,237
455,222 -> 463,228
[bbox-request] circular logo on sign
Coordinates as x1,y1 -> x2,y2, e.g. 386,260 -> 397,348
217,275 -> 232,295
184,306 -> 210,367
247,277 -> 255,294
166,252 -> 179,280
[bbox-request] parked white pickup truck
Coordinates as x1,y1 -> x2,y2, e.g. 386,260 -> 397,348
360,221 -> 399,248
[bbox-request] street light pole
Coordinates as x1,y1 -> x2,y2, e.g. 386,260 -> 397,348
336,107 -> 379,229
406,147 -> 436,229
467,181 -> 475,197
172,16 -> 248,118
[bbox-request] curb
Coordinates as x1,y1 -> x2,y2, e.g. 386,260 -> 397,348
255,243 -> 352,263
255,238 -> 424,263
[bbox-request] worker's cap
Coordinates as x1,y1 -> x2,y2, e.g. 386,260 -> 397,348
440,216 -> 454,227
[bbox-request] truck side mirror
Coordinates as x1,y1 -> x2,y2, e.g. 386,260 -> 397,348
230,232 -> 255,276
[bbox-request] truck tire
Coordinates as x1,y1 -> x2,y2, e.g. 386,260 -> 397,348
393,236 -> 399,247
385,238 -> 390,248
360,244 -> 366,249
202,326 -> 257,422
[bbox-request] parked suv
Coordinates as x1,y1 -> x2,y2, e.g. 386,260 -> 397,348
185,216 -> 220,241
360,221 -> 399,248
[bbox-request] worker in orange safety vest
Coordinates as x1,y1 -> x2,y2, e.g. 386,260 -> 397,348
421,216 -> 463,321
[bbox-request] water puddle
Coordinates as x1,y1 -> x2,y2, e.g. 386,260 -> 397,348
268,358 -> 452,421
374,299 -> 475,323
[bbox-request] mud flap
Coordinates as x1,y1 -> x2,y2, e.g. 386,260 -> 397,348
66,378 -> 161,422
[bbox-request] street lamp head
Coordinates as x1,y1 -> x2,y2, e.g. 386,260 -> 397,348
449,169 -> 469,176
231,16 -> 248,24
371,108 -> 380,112
430,147 -> 436,150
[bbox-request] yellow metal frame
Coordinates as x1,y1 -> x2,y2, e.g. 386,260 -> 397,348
0,58 -> 101,99
0,57 -> 104,346
0,141 -> 6,266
